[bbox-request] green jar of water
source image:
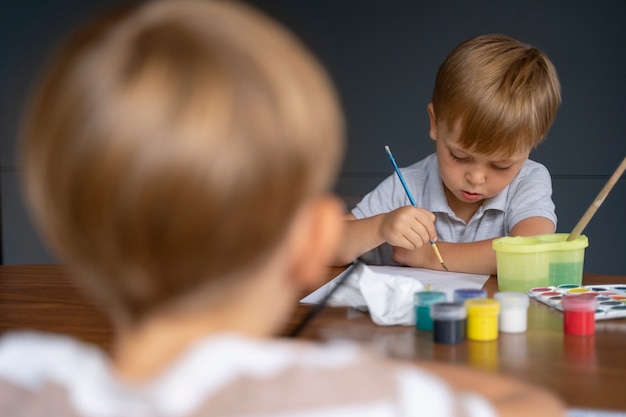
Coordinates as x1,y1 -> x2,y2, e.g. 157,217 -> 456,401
492,233 -> 589,292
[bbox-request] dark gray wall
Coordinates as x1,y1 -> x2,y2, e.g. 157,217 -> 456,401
1,0 -> 136,264
1,1 -> 625,273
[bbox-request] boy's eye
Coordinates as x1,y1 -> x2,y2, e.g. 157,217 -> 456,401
449,151 -> 470,163
491,164 -> 512,171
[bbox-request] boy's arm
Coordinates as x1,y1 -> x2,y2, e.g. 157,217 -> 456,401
509,215 -> 555,236
333,213 -> 386,266
392,216 -> 556,275
333,207 -> 437,266
394,239 -> 497,275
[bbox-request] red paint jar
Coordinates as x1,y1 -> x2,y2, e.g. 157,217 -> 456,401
562,293 -> 596,336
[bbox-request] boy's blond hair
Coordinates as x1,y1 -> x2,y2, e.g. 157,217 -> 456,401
432,34 -> 561,155
21,0 -> 344,324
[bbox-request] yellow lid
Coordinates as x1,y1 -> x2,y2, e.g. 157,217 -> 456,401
492,233 -> 588,254
465,298 -> 500,314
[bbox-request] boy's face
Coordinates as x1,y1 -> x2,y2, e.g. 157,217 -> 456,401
428,105 -> 530,213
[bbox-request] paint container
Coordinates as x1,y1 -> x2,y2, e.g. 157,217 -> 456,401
453,288 -> 487,303
562,293 -> 596,336
466,298 -> 500,341
492,233 -> 588,291
414,291 -> 446,331
431,302 -> 466,344
494,292 -> 529,333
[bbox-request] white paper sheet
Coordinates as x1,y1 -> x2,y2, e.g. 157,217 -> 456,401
301,265 -> 490,304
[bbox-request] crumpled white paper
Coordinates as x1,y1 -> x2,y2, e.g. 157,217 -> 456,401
327,262 -> 424,326
302,263 -> 489,327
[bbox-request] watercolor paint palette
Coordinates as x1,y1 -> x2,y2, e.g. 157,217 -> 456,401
528,284 -> 626,320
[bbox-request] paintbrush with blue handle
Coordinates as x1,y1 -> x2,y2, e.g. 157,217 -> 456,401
385,145 -> 449,271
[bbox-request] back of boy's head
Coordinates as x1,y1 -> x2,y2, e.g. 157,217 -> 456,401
432,34 -> 561,155
20,0 -> 344,324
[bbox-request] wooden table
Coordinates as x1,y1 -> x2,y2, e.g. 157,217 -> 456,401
1,264 -> 626,410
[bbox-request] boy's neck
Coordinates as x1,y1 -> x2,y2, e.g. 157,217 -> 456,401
444,186 -> 482,223
110,257 -> 297,382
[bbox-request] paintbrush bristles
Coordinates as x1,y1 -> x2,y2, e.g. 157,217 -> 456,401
567,155 -> 626,241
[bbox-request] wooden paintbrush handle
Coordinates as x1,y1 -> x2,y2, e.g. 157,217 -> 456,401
567,155 -> 626,241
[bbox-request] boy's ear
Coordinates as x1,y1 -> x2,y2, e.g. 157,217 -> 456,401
427,103 -> 438,142
287,195 -> 344,291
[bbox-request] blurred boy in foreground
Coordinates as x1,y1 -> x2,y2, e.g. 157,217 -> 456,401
0,1 -> 564,416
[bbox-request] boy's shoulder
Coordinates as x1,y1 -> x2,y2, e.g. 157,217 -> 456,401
520,158 -> 550,172
513,158 -> 552,185
0,332 -> 399,417
0,331 -> 464,417
500,159 -> 552,204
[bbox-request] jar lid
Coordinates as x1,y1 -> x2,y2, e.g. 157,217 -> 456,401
414,290 -> 447,305
561,293 -> 597,311
431,302 -> 467,320
453,288 -> 487,303
494,291 -> 529,308
492,233 -> 588,253
465,298 -> 500,314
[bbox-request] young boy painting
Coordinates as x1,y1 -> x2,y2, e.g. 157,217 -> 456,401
0,3 -> 564,416
336,34 -> 561,275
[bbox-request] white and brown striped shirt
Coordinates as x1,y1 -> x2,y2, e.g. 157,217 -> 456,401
0,331 -> 496,417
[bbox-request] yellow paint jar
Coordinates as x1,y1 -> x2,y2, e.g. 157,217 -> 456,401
466,299 -> 500,341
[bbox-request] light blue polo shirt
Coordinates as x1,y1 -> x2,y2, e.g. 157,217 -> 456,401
352,153 -> 556,264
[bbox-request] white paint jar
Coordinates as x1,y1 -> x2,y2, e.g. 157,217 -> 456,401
494,292 -> 529,333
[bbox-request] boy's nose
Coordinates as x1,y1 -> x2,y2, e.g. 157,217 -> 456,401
465,169 -> 486,186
